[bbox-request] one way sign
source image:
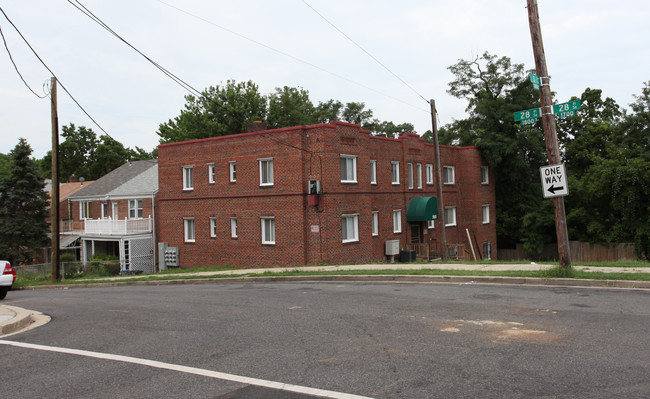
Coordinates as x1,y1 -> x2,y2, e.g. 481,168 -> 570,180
540,163 -> 569,198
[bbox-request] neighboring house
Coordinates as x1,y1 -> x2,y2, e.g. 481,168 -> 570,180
157,121 -> 496,268
66,160 -> 159,272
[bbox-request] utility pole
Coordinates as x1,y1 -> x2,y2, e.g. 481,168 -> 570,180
50,77 -> 60,282
430,100 -> 447,260
526,0 -> 571,268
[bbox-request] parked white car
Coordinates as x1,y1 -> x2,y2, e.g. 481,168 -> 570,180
0,260 -> 16,300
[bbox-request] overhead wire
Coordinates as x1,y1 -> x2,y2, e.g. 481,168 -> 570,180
0,20 -> 47,99
0,5 -> 111,137
67,0 -> 202,97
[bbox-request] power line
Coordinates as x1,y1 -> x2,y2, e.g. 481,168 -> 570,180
302,0 -> 430,105
68,0 -> 202,97
154,0 -> 428,114
0,21 -> 47,99
0,5 -> 111,137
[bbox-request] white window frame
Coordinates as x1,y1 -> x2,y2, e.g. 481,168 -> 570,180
229,161 -> 237,182
259,158 -> 274,186
370,160 -> 377,185
372,211 -> 379,236
482,204 -> 490,224
483,242 -> 492,260
101,202 -> 109,219
426,164 -> 434,185
393,210 -> 402,233
112,202 -> 118,219
417,163 -> 423,189
443,166 -> 455,185
184,218 -> 195,242
445,207 -> 457,227
208,163 -> 215,184
427,219 -> 435,229
341,214 -> 359,243
128,199 -> 143,219
391,161 -> 400,185
183,166 -> 194,191
481,166 -> 489,185
80,201 -> 92,220
230,217 -> 238,238
209,217 -> 217,238
340,155 -> 357,183
261,217 -> 275,244
408,163 -> 414,189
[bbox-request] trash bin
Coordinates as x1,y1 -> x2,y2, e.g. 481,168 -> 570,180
399,249 -> 416,263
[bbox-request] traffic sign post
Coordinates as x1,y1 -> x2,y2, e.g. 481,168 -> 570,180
540,163 -> 569,198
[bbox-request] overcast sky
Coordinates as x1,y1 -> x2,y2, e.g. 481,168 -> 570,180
1,0 -> 648,158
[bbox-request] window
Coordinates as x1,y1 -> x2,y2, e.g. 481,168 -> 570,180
483,242 -> 492,260
209,217 -> 217,238
427,219 -> 435,229
340,155 -> 357,183
445,207 -> 457,226
481,166 -> 489,184
341,214 -> 359,243
112,202 -> 118,219
259,158 -> 274,186
183,166 -> 194,190
230,217 -> 238,238
80,201 -> 92,219
128,199 -> 143,219
393,210 -> 402,233
426,164 -> 434,185
482,204 -> 490,224
443,166 -> 455,185
101,203 -> 109,219
417,163 -> 423,189
391,161 -> 400,185
261,217 -> 275,244
184,218 -> 195,242
208,163 -> 215,184
408,163 -> 414,189
370,160 -> 377,185
372,211 -> 379,236
229,162 -> 237,182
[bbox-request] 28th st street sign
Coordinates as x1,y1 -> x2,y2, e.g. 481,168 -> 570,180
540,163 -> 569,198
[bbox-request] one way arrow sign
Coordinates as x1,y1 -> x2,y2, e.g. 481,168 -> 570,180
540,164 -> 569,198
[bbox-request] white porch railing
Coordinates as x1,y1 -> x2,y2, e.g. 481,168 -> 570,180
84,216 -> 153,235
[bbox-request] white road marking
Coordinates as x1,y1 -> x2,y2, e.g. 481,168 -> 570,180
0,339 -> 371,399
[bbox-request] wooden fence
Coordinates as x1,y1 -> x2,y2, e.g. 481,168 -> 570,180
499,241 -> 637,262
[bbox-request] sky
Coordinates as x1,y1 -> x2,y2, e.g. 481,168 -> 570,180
1,0 -> 648,158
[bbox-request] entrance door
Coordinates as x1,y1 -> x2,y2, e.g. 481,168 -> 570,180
410,224 -> 422,244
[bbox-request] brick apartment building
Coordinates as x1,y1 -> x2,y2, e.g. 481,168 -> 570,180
157,121 -> 496,268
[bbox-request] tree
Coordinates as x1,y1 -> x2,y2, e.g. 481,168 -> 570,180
89,135 -> 131,179
341,102 -> 374,126
0,138 -> 50,264
314,99 -> 344,123
59,123 -> 98,181
445,52 -> 548,252
267,86 -> 316,128
157,80 -> 267,143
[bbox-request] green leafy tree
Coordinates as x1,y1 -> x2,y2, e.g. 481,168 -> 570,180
157,80 -> 267,143
341,102 -> 374,126
0,138 -> 50,264
267,86 -> 316,128
0,153 -> 10,181
445,52 -> 548,252
89,135 -> 131,179
59,123 -> 98,181
314,99 -> 344,123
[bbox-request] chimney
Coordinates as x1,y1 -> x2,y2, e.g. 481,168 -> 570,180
247,121 -> 267,132
69,174 -> 78,183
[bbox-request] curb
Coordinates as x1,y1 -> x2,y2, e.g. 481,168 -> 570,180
0,305 -> 35,336
13,274 -> 650,290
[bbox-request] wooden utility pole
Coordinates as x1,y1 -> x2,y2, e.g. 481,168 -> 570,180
430,100 -> 447,260
526,0 -> 571,268
50,77 -> 60,282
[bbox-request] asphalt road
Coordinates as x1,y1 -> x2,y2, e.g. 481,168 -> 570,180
1,281 -> 649,398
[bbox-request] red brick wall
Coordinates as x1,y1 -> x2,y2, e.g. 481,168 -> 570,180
157,121 -> 497,268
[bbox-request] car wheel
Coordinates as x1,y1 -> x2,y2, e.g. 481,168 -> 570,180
0,287 -> 8,300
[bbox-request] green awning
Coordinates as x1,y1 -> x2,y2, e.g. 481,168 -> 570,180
407,197 -> 438,222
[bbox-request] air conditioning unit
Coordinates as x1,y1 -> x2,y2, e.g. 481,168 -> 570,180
385,240 -> 400,256
308,180 -> 321,194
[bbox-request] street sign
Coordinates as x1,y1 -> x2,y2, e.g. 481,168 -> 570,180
514,107 -> 542,122
529,73 -> 541,90
540,163 -> 569,198
553,100 -> 580,118
520,118 -> 537,126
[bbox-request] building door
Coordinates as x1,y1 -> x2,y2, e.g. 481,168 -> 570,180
410,224 -> 422,244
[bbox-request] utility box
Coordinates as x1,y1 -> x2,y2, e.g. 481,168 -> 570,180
308,180 -> 321,194
164,246 -> 179,267
400,249 -> 416,263
385,240 -> 400,256
158,242 -> 168,271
